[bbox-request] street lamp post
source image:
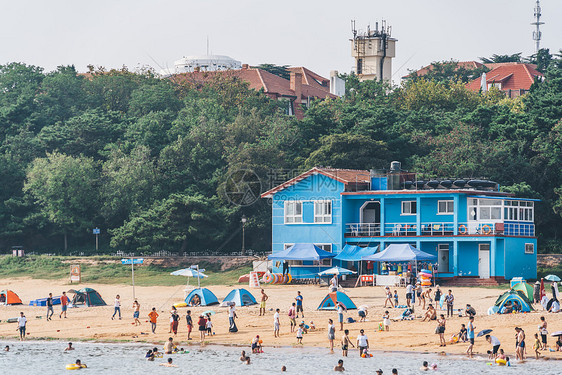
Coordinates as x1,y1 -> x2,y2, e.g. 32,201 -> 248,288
241,215 -> 247,256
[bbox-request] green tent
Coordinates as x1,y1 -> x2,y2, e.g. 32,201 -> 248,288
68,288 -> 107,307
511,282 -> 534,301
494,290 -> 533,313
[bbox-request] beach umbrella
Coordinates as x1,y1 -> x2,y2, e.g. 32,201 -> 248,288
477,329 -> 493,337
550,331 -> 562,337
170,268 -> 208,288
318,266 -> 357,276
545,275 -> 561,282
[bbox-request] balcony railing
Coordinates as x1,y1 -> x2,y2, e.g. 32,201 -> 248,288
345,222 -> 535,237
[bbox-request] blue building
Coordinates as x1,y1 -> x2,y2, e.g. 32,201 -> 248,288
261,162 -> 538,281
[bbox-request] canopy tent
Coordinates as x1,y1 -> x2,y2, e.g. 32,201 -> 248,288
268,243 -> 336,261
185,288 -> 219,306
362,244 -> 437,262
511,282 -> 534,300
334,245 -> 378,261
318,266 -> 357,276
494,290 -> 533,313
222,288 -> 257,307
317,291 -> 357,310
68,288 -> 106,307
0,290 -> 22,305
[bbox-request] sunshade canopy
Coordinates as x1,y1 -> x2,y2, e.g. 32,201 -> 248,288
268,243 -> 336,261
222,288 -> 257,307
362,244 -> 437,262
334,245 -> 378,261
545,274 -> 561,282
170,268 -> 208,278
318,266 -> 357,276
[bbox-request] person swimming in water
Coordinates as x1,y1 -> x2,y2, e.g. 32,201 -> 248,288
160,358 -> 177,367
74,359 -> 86,369
240,350 -> 249,362
420,361 -> 429,371
145,349 -> 154,361
65,342 -> 75,351
334,359 -> 345,372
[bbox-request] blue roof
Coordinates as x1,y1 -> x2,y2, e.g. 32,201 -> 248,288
472,195 -> 540,202
268,243 -> 336,261
362,244 -> 437,262
335,245 -> 378,261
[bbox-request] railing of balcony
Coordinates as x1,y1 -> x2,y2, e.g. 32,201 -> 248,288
345,222 -> 535,237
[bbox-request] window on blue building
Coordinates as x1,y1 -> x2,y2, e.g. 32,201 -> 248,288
401,201 -> 417,215
284,201 -> 303,223
438,200 -> 454,214
314,201 -> 332,223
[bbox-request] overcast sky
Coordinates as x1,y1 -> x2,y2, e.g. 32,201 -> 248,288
1,0 -> 560,83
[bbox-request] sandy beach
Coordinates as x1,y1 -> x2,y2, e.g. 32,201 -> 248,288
0,277 -> 561,360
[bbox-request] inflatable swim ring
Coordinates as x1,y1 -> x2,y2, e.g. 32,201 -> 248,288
173,302 -> 187,308
495,358 -> 506,366
482,225 -> 492,234
458,224 -> 468,234
66,364 -> 87,370
361,353 -> 373,358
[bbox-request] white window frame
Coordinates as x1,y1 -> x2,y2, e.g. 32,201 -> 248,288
524,243 -> 534,254
401,201 -> 417,216
284,243 -> 332,267
314,200 -> 332,224
284,201 -> 303,224
437,200 -> 454,215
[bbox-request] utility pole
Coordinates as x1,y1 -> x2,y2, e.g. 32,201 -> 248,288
241,215 -> 247,256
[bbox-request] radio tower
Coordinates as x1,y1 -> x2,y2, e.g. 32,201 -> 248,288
531,0 -> 544,53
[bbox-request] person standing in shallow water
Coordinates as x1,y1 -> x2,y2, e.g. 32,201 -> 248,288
328,318 -> 336,352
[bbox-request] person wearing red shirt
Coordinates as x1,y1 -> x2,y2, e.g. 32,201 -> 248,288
59,291 -> 69,318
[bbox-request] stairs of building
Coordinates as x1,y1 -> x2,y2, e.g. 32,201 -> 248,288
437,276 -> 505,287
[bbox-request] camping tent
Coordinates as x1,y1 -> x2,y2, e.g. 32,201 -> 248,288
0,290 -> 22,305
317,291 -> 357,310
185,288 -> 219,306
494,290 -> 533,313
362,244 -> 437,262
68,288 -> 106,307
268,243 -> 335,261
511,282 -> 534,301
222,288 -> 257,307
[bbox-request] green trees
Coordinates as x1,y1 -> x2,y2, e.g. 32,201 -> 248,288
23,152 -> 100,250
0,57 -> 560,253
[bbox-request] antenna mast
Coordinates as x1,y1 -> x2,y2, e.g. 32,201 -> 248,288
531,0 -> 544,53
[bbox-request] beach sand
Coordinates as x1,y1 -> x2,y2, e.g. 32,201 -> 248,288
0,277 -> 560,359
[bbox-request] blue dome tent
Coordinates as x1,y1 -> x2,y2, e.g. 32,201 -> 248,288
317,291 -> 357,310
222,288 -> 257,306
185,288 -> 219,306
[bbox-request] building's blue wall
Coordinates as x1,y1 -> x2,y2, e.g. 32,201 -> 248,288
420,197 -> 454,223
457,242 -> 479,277
502,237 -> 537,280
384,198 -> 416,224
270,174 -> 344,277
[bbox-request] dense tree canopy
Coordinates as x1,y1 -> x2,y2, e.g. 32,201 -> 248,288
0,54 -> 560,254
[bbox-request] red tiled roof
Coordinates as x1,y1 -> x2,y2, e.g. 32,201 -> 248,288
173,66 -> 336,101
404,61 -> 484,79
261,167 -> 370,198
466,63 -> 543,92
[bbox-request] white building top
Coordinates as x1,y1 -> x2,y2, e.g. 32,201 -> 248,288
160,55 -> 241,76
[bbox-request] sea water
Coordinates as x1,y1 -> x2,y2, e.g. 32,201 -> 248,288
0,341 -> 559,374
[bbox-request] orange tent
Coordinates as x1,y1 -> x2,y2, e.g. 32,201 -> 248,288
0,290 -> 23,305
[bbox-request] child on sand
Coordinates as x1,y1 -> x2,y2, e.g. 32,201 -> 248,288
341,329 -> 355,357
533,333 -> 541,359
382,311 -> 390,331
288,303 -> 297,333
296,324 -> 304,344
394,290 -> 399,307
186,310 -> 193,340
273,308 -> 280,338
132,300 -> 141,326
206,315 -> 213,336
384,287 -> 394,308
148,307 -> 158,334
198,315 -> 207,342
252,335 -> 262,353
